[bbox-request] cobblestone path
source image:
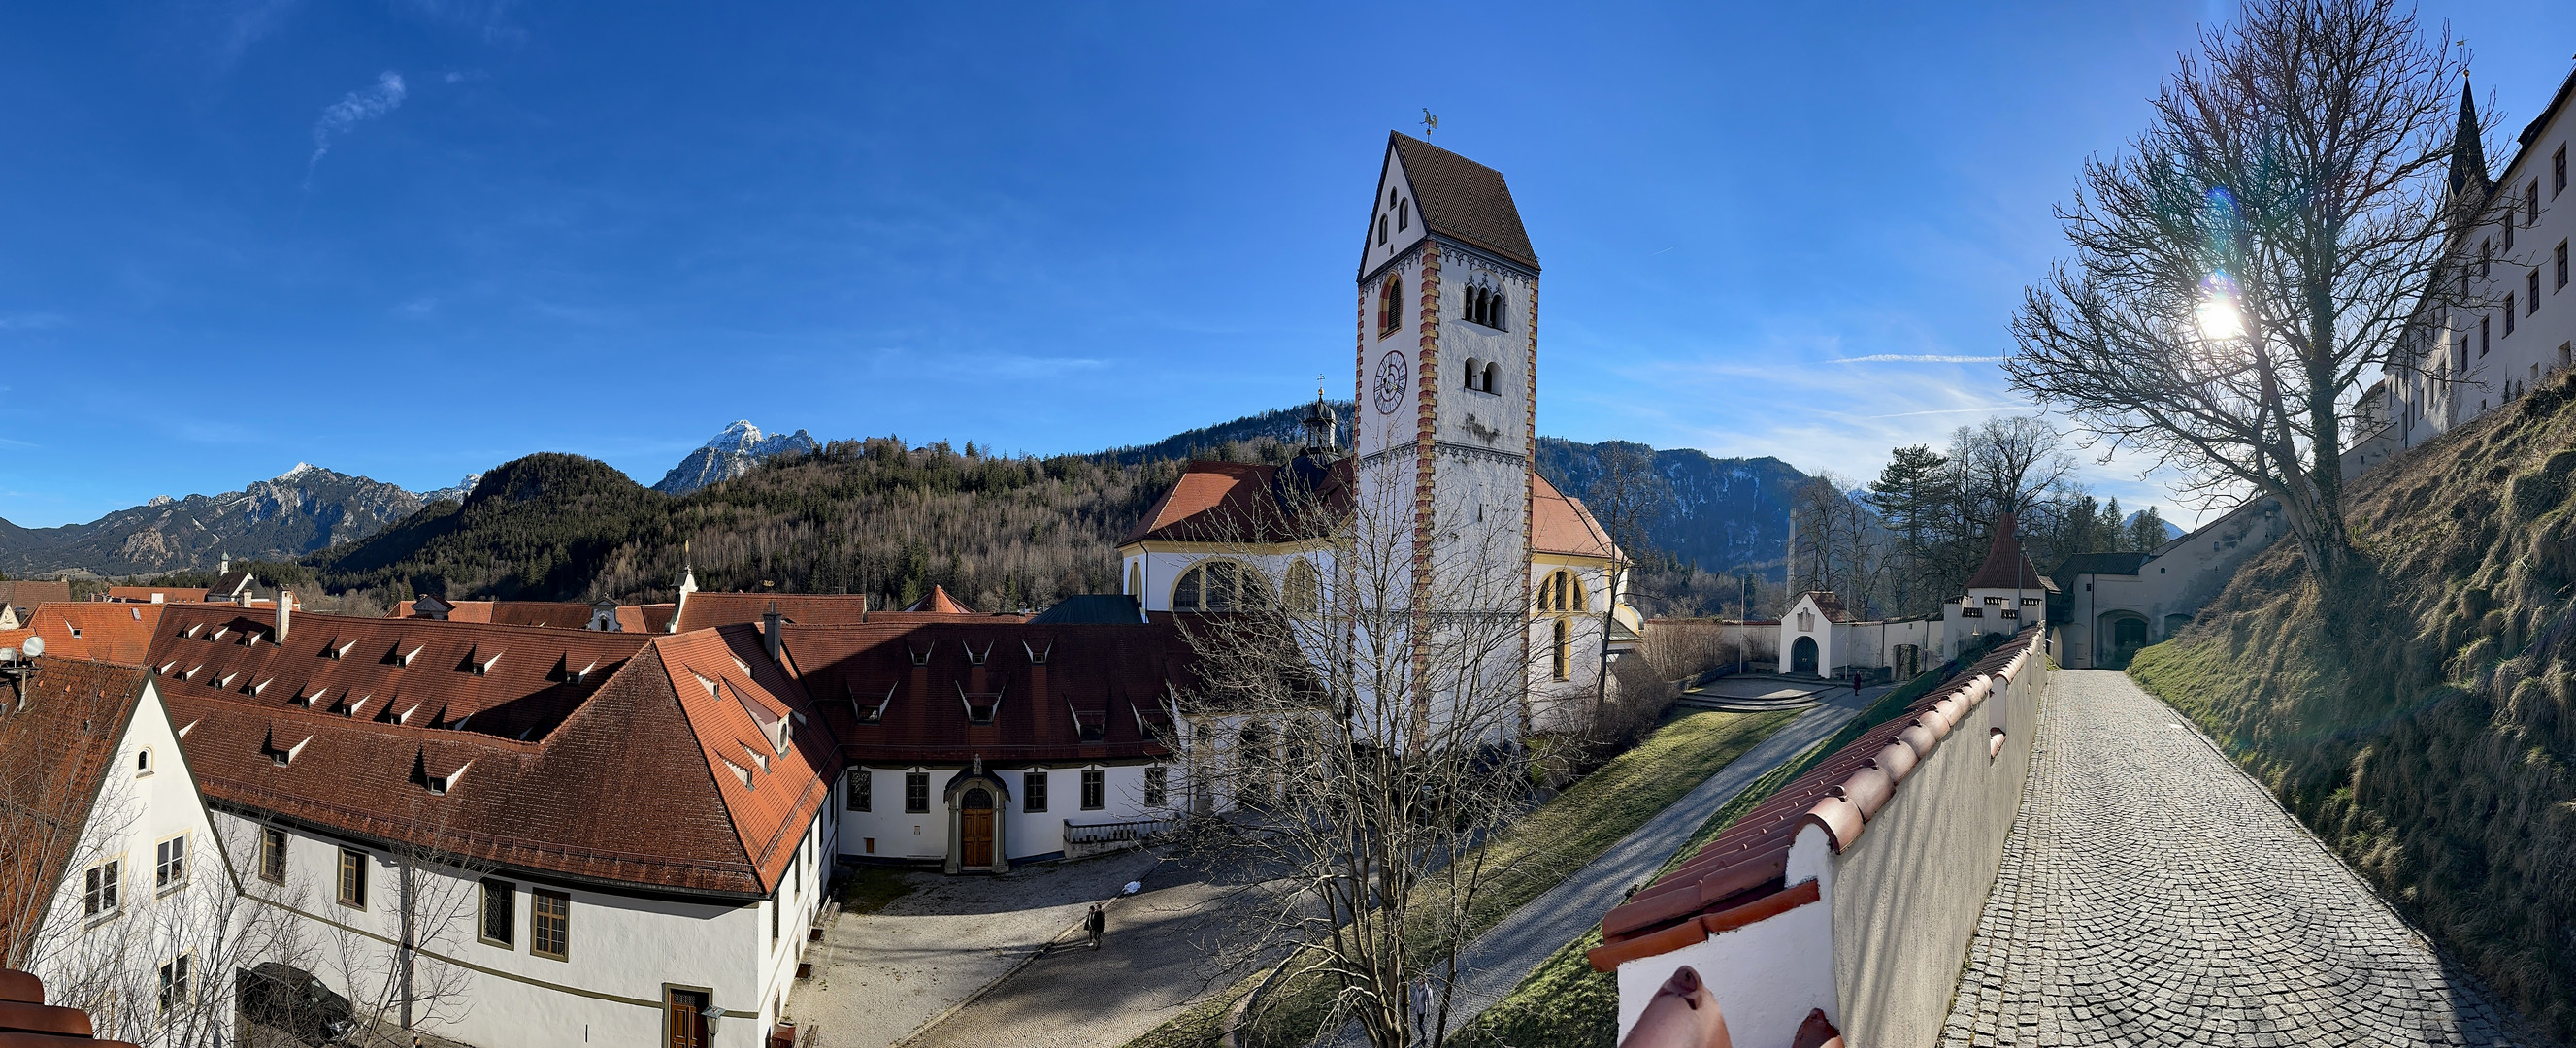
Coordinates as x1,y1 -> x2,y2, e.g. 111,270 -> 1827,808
1938,671 -> 2545,1048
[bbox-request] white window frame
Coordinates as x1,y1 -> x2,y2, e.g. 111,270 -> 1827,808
155,833 -> 188,894
83,858 -> 122,921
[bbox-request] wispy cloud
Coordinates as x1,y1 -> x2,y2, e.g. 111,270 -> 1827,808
306,72 -> 408,186
0,312 -> 66,331
1827,353 -> 2011,364
396,297 -> 438,319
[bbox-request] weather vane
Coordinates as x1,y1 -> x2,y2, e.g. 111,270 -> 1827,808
1421,109 -> 1438,137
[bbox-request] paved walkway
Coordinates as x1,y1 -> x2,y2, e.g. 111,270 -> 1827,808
1354,682 -> 1882,1045
1939,671 -> 2547,1048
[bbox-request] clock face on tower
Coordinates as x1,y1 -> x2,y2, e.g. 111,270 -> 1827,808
1372,350 -> 1409,414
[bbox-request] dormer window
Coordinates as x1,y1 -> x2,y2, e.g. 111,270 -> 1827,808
908,642 -> 934,667
959,683 -> 1002,725
964,642 -> 991,667
1023,640 -> 1050,665
853,682 -> 894,724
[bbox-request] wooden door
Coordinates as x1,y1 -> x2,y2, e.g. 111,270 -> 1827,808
667,988 -> 709,1048
960,788 -> 994,868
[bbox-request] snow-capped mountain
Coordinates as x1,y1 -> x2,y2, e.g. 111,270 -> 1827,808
422,473 -> 485,505
652,421 -> 821,495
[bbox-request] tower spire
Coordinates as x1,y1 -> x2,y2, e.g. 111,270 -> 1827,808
2450,77 -> 2490,199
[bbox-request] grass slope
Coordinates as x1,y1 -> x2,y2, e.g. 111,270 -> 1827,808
2128,374 -> 2576,1042
1448,650 -> 1991,1048
1122,706 -> 1796,1048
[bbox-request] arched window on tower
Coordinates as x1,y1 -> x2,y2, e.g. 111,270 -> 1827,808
1379,278 -> 1403,336
1551,619 -> 1570,681
1284,559 -> 1319,613
1538,569 -> 1587,612
1397,197 -> 1408,231
1127,562 -> 1143,599
1377,215 -> 1388,246
1463,358 -> 1481,390
1483,362 -> 1501,394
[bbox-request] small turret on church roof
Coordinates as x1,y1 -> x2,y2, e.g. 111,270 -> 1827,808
2450,77 -> 2491,199
1966,512 -> 2058,593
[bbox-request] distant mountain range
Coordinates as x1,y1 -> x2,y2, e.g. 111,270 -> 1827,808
0,464 -> 435,577
0,411 -> 1816,582
1536,439 -> 1809,577
652,421 -> 820,495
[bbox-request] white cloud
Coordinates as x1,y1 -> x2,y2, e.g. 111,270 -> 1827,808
397,297 -> 438,318
307,72 -> 408,183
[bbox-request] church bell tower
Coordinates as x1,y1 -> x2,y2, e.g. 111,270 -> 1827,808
1351,132 -> 1541,612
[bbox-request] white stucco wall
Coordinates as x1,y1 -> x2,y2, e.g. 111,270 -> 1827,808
835,762 -> 1167,866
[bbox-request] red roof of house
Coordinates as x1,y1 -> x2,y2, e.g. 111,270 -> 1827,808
785,620 -> 1191,765
1532,472 -> 1621,561
143,606 -> 828,898
901,585 -> 974,614
619,604 -> 677,634
1796,592 -> 1854,624
103,585 -> 209,605
1121,459 -> 1351,545
1588,629 -> 2044,971
10,603 -> 170,666
672,592 -> 1018,634
0,581 -> 72,613
0,660 -> 152,962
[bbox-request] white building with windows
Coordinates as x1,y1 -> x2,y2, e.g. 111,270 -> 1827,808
2379,70 -> 2576,454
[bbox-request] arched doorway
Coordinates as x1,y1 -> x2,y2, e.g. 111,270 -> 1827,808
1791,636 -> 1819,676
942,768 -> 1011,873
2098,610 -> 2150,669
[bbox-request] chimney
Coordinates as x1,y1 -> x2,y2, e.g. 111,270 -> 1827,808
762,601 -> 783,665
276,589 -> 293,641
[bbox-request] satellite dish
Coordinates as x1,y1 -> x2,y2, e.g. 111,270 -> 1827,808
22,636 -> 43,658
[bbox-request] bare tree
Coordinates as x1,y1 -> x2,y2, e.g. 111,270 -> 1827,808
1790,473 -> 1885,613
2008,0 -> 2470,577
1169,458 -> 1544,1048
316,803 -> 501,1046
1584,443 -> 1667,728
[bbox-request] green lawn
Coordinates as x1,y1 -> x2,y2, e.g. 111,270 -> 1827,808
1446,657 -> 1977,1048
1120,704 -> 1797,1048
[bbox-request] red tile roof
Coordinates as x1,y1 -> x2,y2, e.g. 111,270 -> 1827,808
0,581 -> 72,613
143,605 -> 825,897
1796,592 -> 1853,624
1121,459 -> 1351,545
103,585 -> 211,604
1588,628 -> 2045,971
620,604 -> 677,634
1965,513 -> 2059,593
1533,472 -> 1621,560
0,965 -> 144,1047
12,603 -> 169,666
901,586 -> 974,614
395,600 -> 598,630
672,592 -> 1018,634
0,660 -> 152,963
785,620 -> 1192,765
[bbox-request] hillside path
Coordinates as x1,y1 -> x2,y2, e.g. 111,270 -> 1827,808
1938,671 -> 2547,1047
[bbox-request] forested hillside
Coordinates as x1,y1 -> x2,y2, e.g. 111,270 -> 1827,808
2128,373 -> 2576,1040
1536,439 -> 1806,577
308,441 -> 1180,613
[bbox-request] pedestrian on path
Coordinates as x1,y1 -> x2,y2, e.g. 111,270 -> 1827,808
1085,902 -> 1106,950
1407,973 -> 1433,1042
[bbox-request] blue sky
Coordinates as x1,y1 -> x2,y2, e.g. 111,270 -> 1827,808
2,1 -> 2571,528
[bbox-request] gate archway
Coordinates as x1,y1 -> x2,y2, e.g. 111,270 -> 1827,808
1791,635 -> 1819,676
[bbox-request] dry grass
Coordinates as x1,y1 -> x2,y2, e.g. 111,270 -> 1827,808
2130,371 -> 2576,1042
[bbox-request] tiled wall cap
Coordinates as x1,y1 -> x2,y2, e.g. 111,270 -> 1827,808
1898,722 -> 1940,757
1696,849 -> 1790,908
0,970 -> 36,1005
1831,765 -> 1897,821
1866,741 -> 1919,783
1584,909 -> 1713,971
1988,727 -> 2007,760
1965,675 -> 1992,703
1701,875 -> 1822,936
1932,695 -> 1966,725
1912,706 -> 1953,739
0,999 -> 94,1037
1802,795 -> 1865,853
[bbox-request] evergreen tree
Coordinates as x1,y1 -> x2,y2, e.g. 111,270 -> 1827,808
1866,444 -> 1950,615
2099,497 -> 2124,551
2129,505 -> 2169,552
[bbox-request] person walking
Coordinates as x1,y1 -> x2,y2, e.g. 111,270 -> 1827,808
1085,902 -> 1106,950
1408,973 -> 1433,1042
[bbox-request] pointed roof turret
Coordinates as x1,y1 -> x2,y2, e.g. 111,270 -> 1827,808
1966,512 -> 2058,593
2450,78 -> 2491,199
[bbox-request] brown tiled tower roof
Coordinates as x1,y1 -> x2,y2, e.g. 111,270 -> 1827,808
1386,132 -> 1539,272
1965,513 -> 2056,593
